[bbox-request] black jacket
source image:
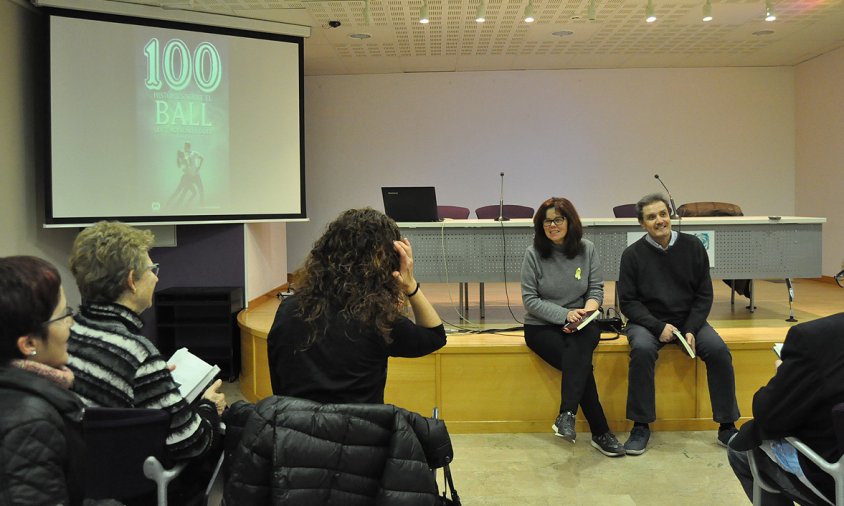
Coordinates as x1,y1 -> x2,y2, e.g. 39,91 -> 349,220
0,366 -> 86,506
222,396 -> 453,505
731,313 -> 844,500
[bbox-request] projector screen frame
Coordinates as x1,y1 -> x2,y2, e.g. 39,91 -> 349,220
42,7 -> 306,227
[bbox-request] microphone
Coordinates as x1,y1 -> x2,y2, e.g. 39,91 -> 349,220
654,174 -> 678,219
496,172 -> 509,222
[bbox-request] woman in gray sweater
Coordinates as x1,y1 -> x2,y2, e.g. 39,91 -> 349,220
520,197 -> 624,457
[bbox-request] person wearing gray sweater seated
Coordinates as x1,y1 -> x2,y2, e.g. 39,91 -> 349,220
520,197 -> 624,457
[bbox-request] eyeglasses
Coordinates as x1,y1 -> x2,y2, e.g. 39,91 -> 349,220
147,263 -> 160,276
44,306 -> 76,326
542,217 -> 566,228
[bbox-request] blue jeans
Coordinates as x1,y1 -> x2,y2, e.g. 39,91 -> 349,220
626,321 -> 740,423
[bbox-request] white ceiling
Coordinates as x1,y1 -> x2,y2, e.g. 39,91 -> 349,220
103,0 -> 844,74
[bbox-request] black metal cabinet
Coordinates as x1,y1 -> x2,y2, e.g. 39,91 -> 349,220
154,287 -> 243,381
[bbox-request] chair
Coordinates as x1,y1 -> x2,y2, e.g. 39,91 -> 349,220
613,203 -> 638,218
82,407 -> 200,506
437,205 -> 470,220
473,205 -> 534,318
475,204 -> 534,220
748,403 -> 844,505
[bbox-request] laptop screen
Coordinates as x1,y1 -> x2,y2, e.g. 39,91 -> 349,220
381,186 -> 440,222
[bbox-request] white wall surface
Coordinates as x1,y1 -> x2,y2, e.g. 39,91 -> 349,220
244,222 -> 288,305
1,0 -> 82,304
796,46 -> 844,277
290,67 -> 796,269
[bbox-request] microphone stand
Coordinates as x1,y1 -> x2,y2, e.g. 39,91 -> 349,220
496,172 -> 509,222
654,174 -> 678,219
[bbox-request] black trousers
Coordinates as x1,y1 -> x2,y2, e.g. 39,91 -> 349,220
524,321 -> 610,436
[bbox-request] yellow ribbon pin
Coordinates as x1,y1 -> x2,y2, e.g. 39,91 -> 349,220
575,267 -> 582,280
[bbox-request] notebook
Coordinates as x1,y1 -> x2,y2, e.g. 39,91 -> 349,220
381,186 -> 440,222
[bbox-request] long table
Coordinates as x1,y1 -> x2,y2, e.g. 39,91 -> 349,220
399,216 -> 825,315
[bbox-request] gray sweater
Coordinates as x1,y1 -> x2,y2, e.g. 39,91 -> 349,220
520,239 -> 604,326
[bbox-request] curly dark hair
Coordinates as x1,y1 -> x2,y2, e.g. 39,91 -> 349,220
293,208 -> 403,347
532,197 -> 584,260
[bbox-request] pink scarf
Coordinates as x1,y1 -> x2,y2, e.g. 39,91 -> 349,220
11,359 -> 75,390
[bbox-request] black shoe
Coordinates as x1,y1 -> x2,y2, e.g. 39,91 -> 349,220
623,426 -> 650,455
552,411 -> 576,443
591,432 -> 625,457
717,427 -> 738,448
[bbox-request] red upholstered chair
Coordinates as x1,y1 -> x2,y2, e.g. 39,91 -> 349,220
613,204 -> 638,218
437,205 -> 470,220
475,204 -> 534,220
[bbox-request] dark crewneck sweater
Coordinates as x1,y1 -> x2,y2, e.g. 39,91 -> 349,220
618,233 -> 713,337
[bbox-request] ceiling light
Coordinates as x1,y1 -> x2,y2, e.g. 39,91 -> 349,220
765,0 -> 776,21
363,0 -> 372,25
420,1 -> 429,24
349,33 -> 371,39
524,1 -> 535,23
551,30 -> 574,37
587,0 -> 597,20
702,0 -> 712,21
476,0 -> 486,22
645,0 -> 656,22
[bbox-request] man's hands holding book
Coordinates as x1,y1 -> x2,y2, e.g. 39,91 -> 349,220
660,323 -> 696,358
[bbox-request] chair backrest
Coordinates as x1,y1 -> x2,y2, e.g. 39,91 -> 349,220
83,407 -> 170,501
613,204 -> 638,218
437,205 -> 470,220
676,201 -> 743,217
833,402 -> 844,450
475,204 -> 534,219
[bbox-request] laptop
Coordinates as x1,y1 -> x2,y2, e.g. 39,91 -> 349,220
381,186 -> 441,222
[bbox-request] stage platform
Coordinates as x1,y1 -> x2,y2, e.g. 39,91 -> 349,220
237,278 -> 843,433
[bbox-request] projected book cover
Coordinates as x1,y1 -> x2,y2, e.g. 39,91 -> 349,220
137,30 -> 229,214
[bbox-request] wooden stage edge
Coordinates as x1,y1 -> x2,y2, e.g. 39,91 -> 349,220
237,279 -> 843,434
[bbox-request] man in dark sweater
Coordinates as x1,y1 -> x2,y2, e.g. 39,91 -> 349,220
618,193 -> 739,455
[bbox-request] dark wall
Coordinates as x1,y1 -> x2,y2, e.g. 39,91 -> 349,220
141,224 -> 245,343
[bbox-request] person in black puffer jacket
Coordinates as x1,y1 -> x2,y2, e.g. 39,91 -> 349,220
0,256 -> 86,506
222,396 -> 454,505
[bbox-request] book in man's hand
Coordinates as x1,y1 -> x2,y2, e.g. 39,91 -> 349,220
168,347 -> 221,403
562,310 -> 600,333
672,329 -> 696,358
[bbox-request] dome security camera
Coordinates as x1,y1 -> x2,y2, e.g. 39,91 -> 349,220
328,20 -> 341,28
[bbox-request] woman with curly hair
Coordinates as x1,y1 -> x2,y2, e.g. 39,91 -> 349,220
521,197 -> 624,457
267,208 -> 446,404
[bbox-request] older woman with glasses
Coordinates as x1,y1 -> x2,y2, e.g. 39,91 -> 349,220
0,256 -> 85,504
520,197 -> 624,457
66,221 -> 225,502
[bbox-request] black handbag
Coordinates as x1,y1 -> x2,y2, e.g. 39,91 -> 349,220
597,307 -> 624,341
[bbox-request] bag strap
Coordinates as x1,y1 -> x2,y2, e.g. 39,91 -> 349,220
440,464 -> 461,505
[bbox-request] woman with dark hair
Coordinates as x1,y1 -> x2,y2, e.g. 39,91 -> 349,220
0,256 -> 85,504
267,208 -> 447,404
520,197 -> 624,457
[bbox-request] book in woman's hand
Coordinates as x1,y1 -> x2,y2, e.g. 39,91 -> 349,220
562,310 -> 599,333
168,347 -> 221,403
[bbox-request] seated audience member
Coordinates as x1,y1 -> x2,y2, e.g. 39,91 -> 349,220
268,208 -> 447,404
618,193 -> 740,455
520,197 -> 624,457
65,221 -> 225,503
0,256 -> 85,505
728,313 -> 844,505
